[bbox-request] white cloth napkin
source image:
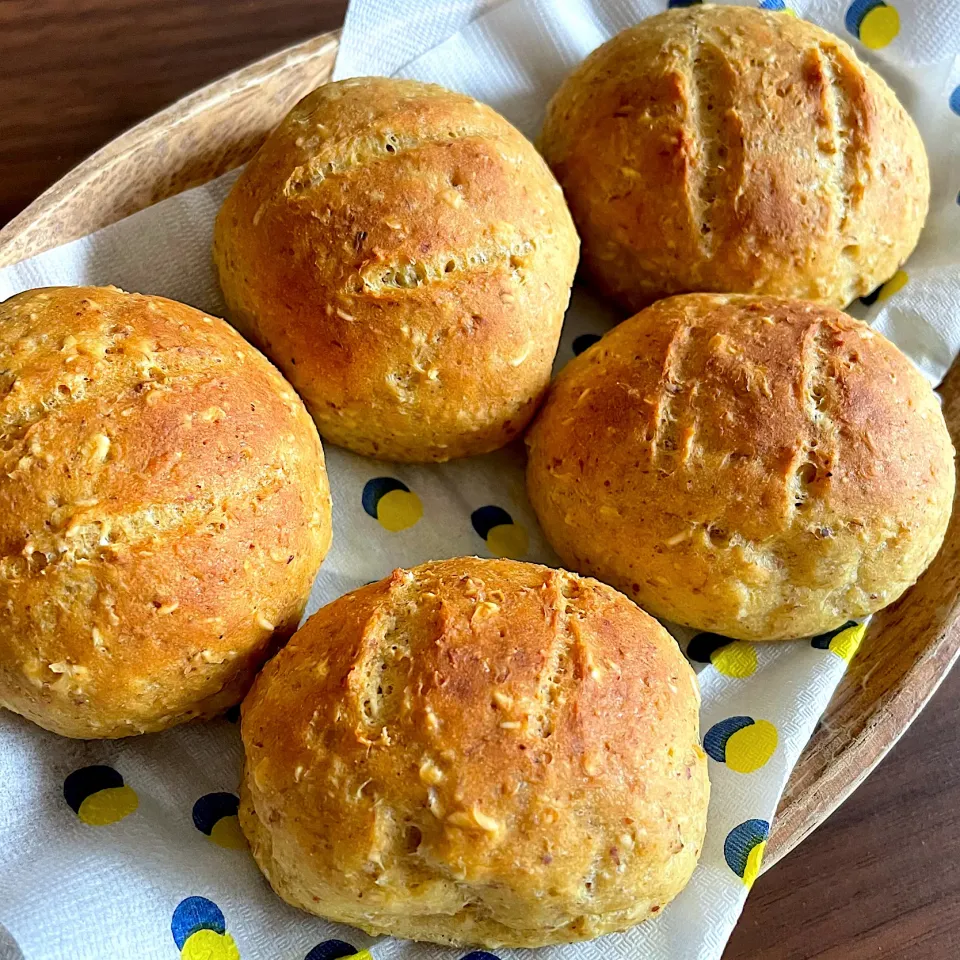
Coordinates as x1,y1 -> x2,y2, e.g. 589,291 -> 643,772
0,2 -> 957,960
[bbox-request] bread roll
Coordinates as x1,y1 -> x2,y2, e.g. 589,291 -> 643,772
240,557 -> 708,947
214,77 -> 579,462
540,6 -> 929,311
0,286 -> 332,738
526,294 -> 955,641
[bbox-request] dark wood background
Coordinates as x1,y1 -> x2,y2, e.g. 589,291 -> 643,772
3,2 -> 959,957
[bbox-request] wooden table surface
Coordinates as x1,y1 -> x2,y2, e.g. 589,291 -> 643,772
3,2 -> 959,958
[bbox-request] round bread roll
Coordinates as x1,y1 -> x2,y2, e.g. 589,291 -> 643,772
214,77 -> 580,462
0,286 -> 332,738
539,6 -> 929,311
240,557 -> 708,947
526,295 -> 955,641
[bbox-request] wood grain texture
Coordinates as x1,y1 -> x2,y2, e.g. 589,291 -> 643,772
0,26 -> 340,262
1,7 -> 958,958
0,0 -> 348,227
726,661 -> 960,960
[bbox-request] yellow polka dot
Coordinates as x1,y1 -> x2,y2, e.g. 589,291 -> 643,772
829,622 -> 866,662
726,720 -> 778,773
182,929 -> 240,960
860,4 -> 899,49
77,785 -> 138,826
486,523 -> 528,559
711,641 -> 758,678
743,840 -> 766,889
878,269 -> 908,300
376,489 -> 422,532
209,815 -> 247,850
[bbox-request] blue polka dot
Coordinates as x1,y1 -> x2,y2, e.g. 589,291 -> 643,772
63,765 -> 123,814
470,505 -> 528,558
724,819 -> 770,881
667,0 -> 702,6
192,793 -> 239,835
703,716 -> 754,762
950,86 -> 960,117
845,0 -> 900,48
171,897 -> 225,951
686,632 -> 734,663
471,505 -> 513,539
304,940 -> 359,960
759,0 -> 786,8
811,620 -> 858,650
704,717 -> 777,773
845,0 -> 884,37
361,477 -> 422,532
361,477 -> 409,519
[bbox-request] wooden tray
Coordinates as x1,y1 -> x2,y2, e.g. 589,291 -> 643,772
1,29 -> 958,873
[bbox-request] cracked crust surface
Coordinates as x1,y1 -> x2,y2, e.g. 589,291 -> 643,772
0,285 -> 332,737
525,294 -> 955,640
214,77 -> 579,462
539,5 -> 929,311
239,557 -> 707,947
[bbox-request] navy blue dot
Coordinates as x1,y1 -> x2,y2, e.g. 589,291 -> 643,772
686,632 -> 735,663
759,0 -> 786,8
572,333 -> 602,356
845,0 -> 885,38
171,896 -> 225,950
724,819 -> 770,878
950,86 -> 960,117
471,505 -> 513,540
667,0 -> 702,7
193,793 -> 240,836
811,620 -> 858,650
63,765 -> 124,814
304,940 -> 359,960
461,953 -> 501,960
703,716 -> 754,763
362,477 -> 409,519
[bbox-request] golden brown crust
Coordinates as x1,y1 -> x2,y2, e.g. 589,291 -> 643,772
214,77 -> 580,462
540,6 -> 929,311
0,286 -> 332,737
526,294 -> 956,641
240,557 -> 707,947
